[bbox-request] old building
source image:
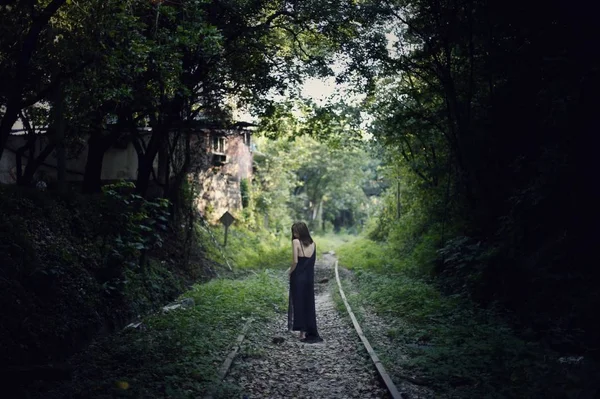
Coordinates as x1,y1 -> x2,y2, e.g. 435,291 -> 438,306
194,127 -> 254,223
0,121 -> 254,224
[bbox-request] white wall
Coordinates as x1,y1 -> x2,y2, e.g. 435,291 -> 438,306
0,134 -> 141,184
102,144 -> 139,181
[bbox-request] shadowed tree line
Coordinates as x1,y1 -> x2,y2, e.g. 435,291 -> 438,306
1,0 -> 595,355
253,0 -> 597,360
352,0 -> 598,358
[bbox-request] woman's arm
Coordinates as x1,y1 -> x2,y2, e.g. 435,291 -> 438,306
288,239 -> 300,274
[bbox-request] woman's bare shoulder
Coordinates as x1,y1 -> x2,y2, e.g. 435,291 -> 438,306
292,238 -> 301,245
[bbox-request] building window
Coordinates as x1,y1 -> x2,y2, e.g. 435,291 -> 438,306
212,153 -> 227,166
212,135 -> 225,153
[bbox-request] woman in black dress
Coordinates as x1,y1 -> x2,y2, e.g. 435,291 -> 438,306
287,222 -> 322,343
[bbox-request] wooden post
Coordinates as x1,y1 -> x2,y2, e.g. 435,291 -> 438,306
219,211 -> 235,247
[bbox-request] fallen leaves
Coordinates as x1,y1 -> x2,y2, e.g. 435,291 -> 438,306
226,257 -> 390,399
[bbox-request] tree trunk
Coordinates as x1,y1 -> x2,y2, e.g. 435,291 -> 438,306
0,109 -> 20,162
82,123 -> 123,193
166,132 -> 191,218
136,155 -> 153,197
135,93 -> 182,197
0,0 -> 68,162
82,133 -> 106,194
15,138 -> 37,185
396,178 -> 401,219
157,141 -> 169,196
21,140 -> 56,185
53,87 -> 67,193
136,129 -> 163,197
15,145 -> 27,185
310,199 -> 323,231
311,202 -> 318,221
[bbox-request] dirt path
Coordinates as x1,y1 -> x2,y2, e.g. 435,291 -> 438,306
225,254 -> 390,399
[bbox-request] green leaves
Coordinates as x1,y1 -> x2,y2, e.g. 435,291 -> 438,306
254,92 -> 382,231
339,239 -> 572,398
101,181 -> 171,269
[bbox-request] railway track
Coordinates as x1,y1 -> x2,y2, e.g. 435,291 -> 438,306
334,258 -> 403,399
222,253 -> 407,398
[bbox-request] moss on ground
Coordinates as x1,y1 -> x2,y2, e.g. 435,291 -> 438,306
333,236 -> 597,398
29,270 -> 287,398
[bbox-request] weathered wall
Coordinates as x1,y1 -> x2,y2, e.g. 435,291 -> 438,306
1,135 -> 87,183
195,132 -> 253,223
102,144 -> 139,181
0,134 -> 141,184
224,131 -> 253,181
1,129 -> 254,225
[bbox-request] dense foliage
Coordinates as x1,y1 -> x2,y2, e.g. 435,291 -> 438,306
1,0 -> 596,396
0,0 -> 381,199
337,0 -> 597,359
0,186 -> 197,376
249,133 -> 381,233
0,182 -> 291,397
335,238 -> 599,398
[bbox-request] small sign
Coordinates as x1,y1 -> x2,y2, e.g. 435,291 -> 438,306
219,211 -> 235,247
220,211 -> 235,227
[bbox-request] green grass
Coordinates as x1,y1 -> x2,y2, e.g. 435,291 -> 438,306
313,232 -> 357,255
34,270 -> 287,399
227,229 -> 290,270
336,237 -> 575,399
336,236 -> 398,272
197,223 -> 290,271
198,227 -> 361,272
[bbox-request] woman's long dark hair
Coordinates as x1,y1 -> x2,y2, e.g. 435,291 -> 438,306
291,222 -> 313,247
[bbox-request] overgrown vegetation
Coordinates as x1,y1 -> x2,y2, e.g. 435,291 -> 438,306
1,179 -> 295,397
28,270 -> 287,399
249,130 -> 383,234
1,0 -> 593,396
336,237 -> 600,398
0,0 -> 383,196
199,222 -> 290,272
0,184 -> 212,389
355,0 -> 593,361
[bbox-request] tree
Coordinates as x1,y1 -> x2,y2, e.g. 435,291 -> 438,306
254,99 -> 376,233
0,0 -> 92,161
344,0 -> 598,353
2,0 -> 389,199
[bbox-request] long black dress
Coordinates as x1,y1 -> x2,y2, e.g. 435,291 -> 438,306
288,244 -> 322,342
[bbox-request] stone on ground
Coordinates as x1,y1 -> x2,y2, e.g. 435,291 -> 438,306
226,255 -> 390,399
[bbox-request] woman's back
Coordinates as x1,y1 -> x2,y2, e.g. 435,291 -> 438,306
288,222 -> 322,342
295,239 -> 315,258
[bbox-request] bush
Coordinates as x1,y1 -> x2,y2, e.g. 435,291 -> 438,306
34,271 -> 287,399
240,178 -> 250,208
196,222 -> 290,271
337,237 -> 397,272
0,185 -> 198,377
338,236 -> 587,398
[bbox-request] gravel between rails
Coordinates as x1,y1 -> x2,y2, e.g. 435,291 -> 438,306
225,254 -> 391,399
